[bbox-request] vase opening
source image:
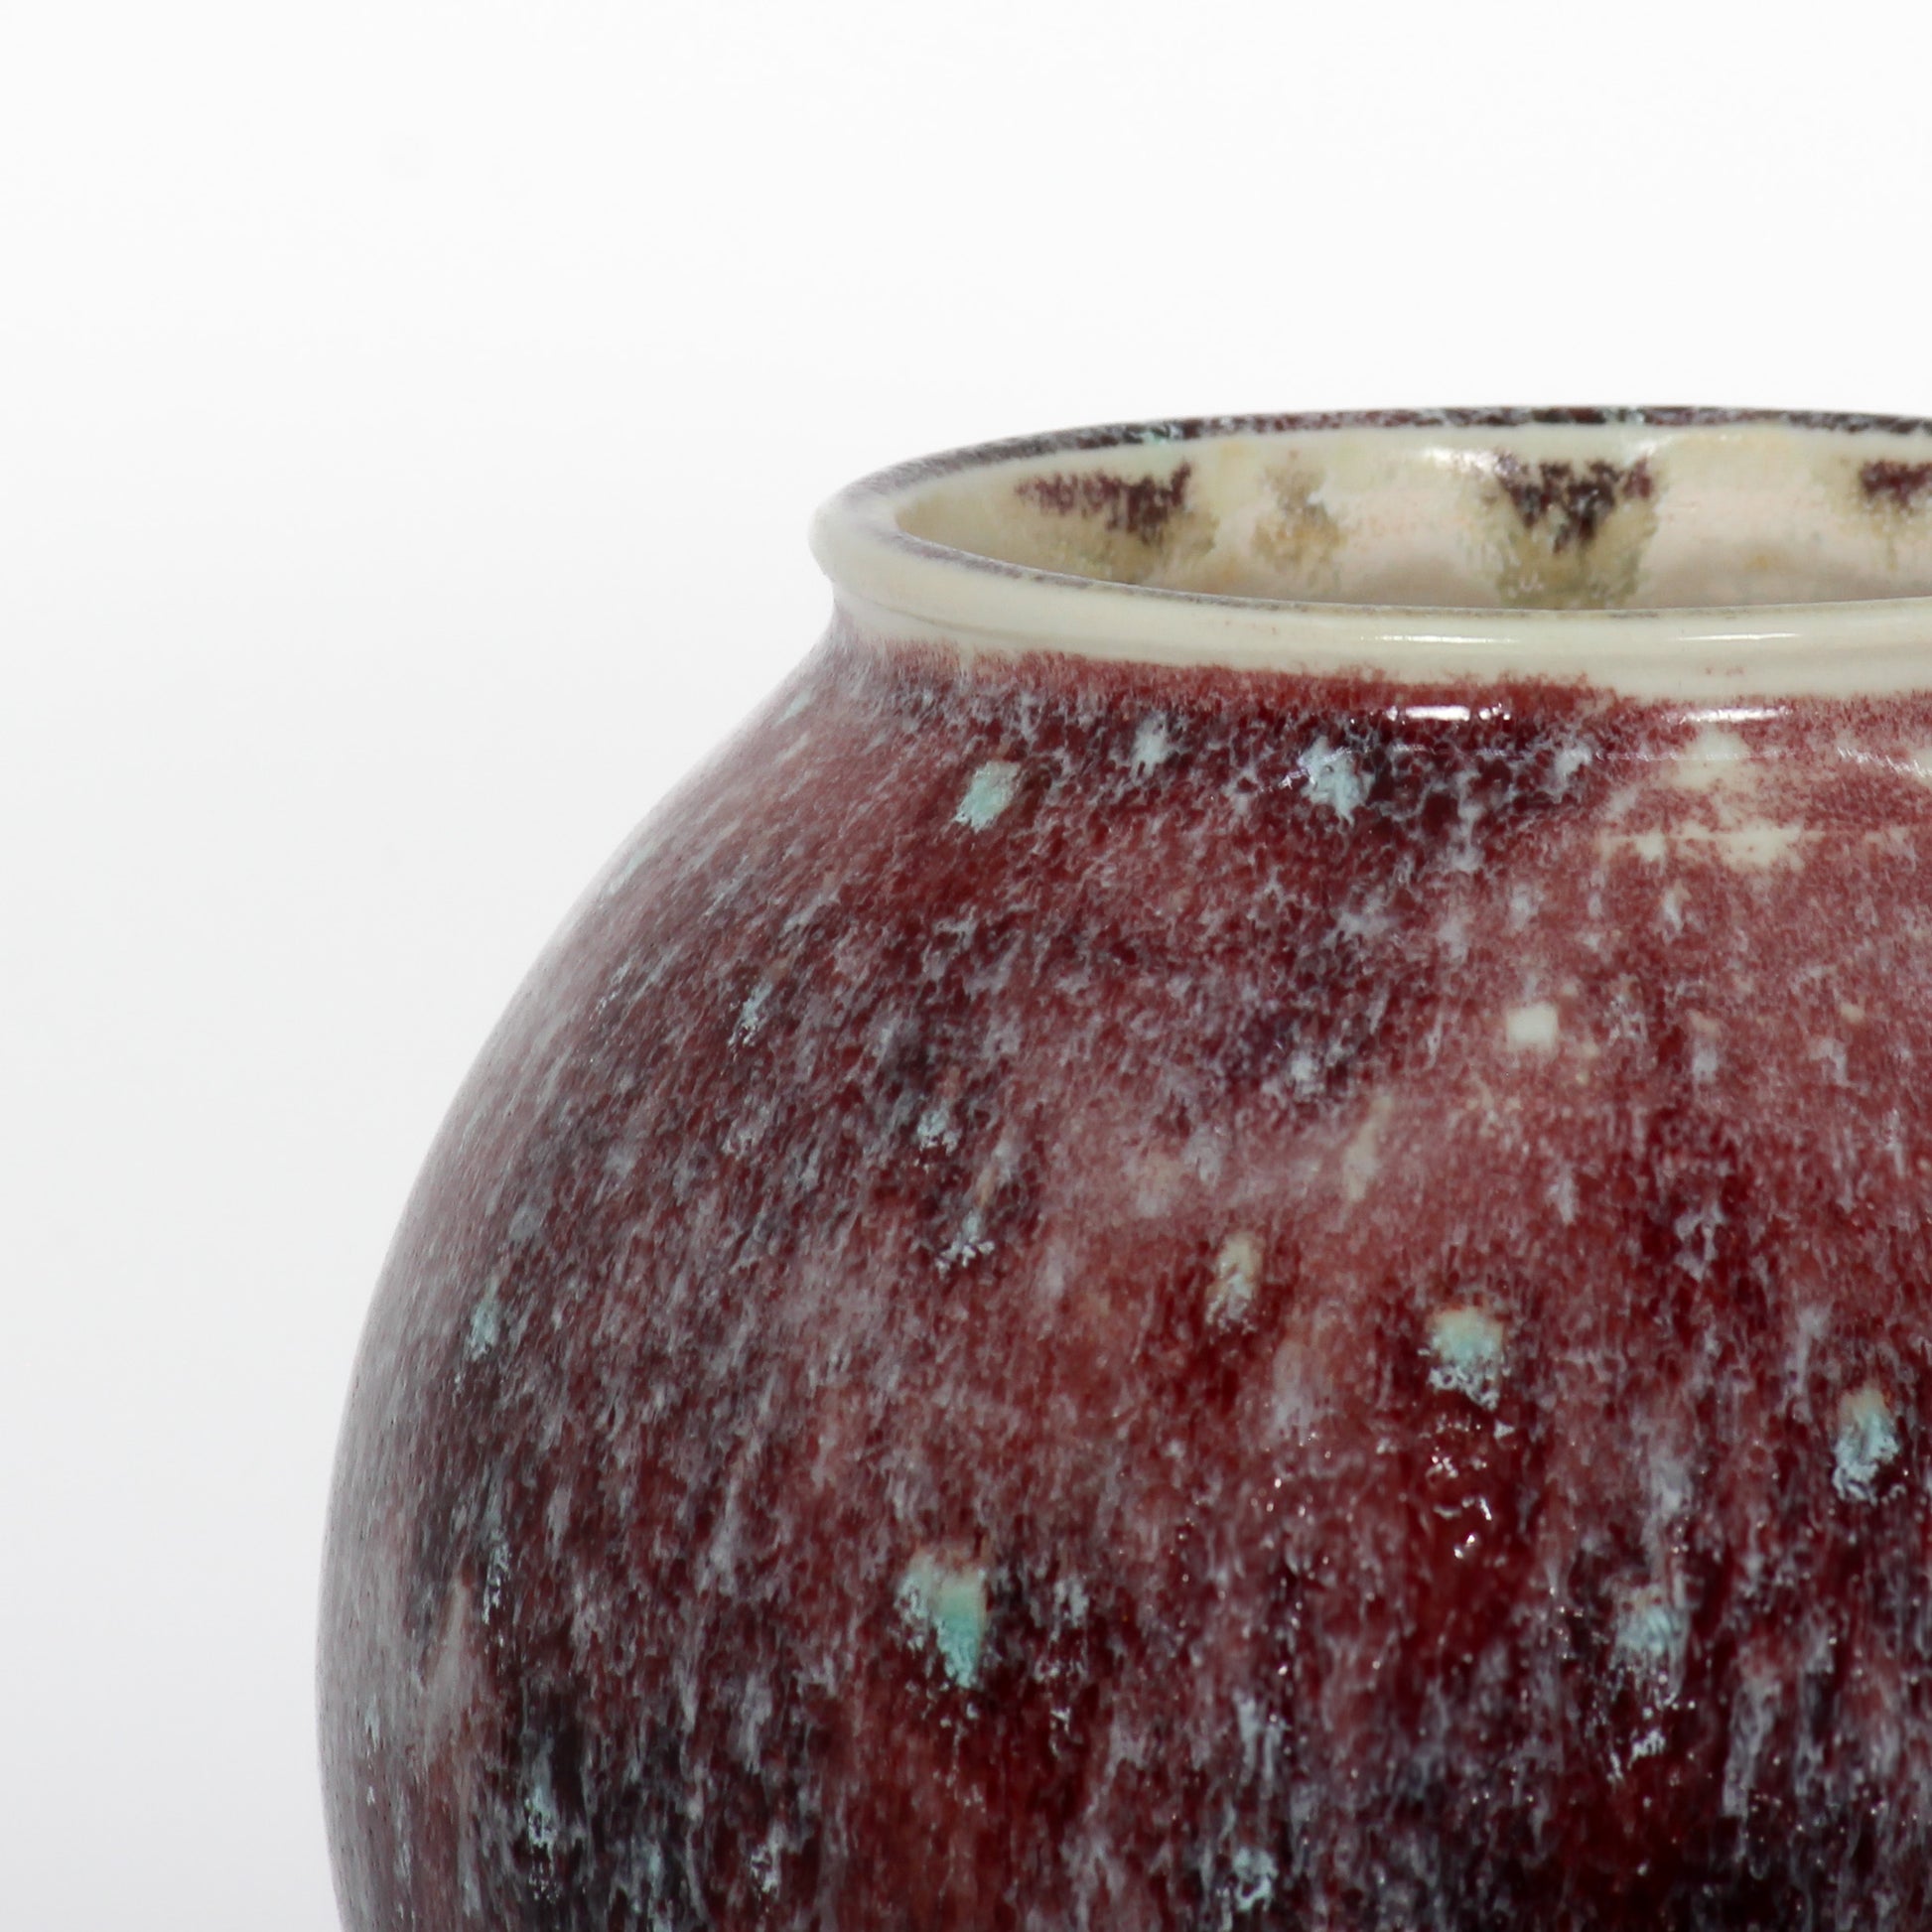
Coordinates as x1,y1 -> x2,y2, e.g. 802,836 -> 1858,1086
815,411 -> 1932,696
892,411 -> 1932,613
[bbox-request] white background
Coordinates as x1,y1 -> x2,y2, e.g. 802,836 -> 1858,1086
3,4 -> 1929,1926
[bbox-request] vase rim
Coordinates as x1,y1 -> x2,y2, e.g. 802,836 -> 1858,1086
810,407 -> 1932,697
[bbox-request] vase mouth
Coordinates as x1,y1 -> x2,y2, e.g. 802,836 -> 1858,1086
810,408 -> 1932,697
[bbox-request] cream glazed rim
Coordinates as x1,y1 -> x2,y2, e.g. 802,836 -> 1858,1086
810,407 -> 1932,699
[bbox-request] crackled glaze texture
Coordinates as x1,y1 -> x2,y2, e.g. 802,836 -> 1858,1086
324,412 -> 1932,1931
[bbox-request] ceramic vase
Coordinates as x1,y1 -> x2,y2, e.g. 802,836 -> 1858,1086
322,409 -> 1932,1929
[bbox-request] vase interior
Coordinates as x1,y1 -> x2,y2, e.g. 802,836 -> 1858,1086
893,414 -> 1932,613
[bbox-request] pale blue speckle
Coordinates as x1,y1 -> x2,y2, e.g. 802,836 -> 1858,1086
1428,1306 -> 1506,1409
1615,1587 -> 1688,1683
897,1551 -> 990,1689
954,761 -> 1021,830
1834,1384 -> 1900,1501
464,1286 -> 501,1361
1230,1846 -> 1279,1912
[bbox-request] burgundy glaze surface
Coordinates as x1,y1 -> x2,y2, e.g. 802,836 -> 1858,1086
323,620 -> 1932,1930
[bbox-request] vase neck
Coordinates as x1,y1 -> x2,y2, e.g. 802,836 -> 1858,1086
814,410 -> 1932,700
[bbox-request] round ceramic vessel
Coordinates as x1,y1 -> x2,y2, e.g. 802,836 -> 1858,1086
323,410 -> 1932,1929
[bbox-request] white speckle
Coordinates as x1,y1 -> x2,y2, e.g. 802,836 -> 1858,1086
1673,1197 -> 1725,1281
1703,821 -> 1809,870
1448,792 -> 1485,873
1269,1337 -> 1323,1440
897,1551 -> 990,1689
1428,1306 -> 1506,1409
1548,1166 -> 1579,1225
1182,1120 -> 1228,1185
1627,1726 -> 1668,1766
1906,746 -> 1932,785
748,1826 -> 784,1896
1669,727 -> 1755,791
1228,1845 -> 1279,1912
1053,1573 -> 1089,1625
481,1535 -> 510,1623
1340,1093 -> 1392,1203
1690,1016 -> 1722,1084
1504,1001 -> 1560,1051
913,1100 -> 958,1151
464,1285 -> 501,1361
954,760 -> 1021,830
1131,717 -> 1173,772
1601,821 -> 1812,871
1336,898 -> 1394,943
1840,1001 -> 1867,1026
732,982 -> 772,1045
1206,1232 -> 1264,1329
937,1206 -> 994,1270
1661,884 -> 1688,936
1811,1036 -> 1849,1084
524,1761 -> 561,1860
1298,738 -> 1368,822
1834,1384 -> 1900,1502
1551,741 -> 1594,790
1508,884 -> 1540,930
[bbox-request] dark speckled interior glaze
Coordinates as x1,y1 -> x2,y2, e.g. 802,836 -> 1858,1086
324,412 -> 1932,1931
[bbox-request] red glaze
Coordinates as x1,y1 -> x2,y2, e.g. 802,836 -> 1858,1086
322,623 -> 1932,1930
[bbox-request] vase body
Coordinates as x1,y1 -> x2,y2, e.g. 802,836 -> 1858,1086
323,412 -> 1932,1929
